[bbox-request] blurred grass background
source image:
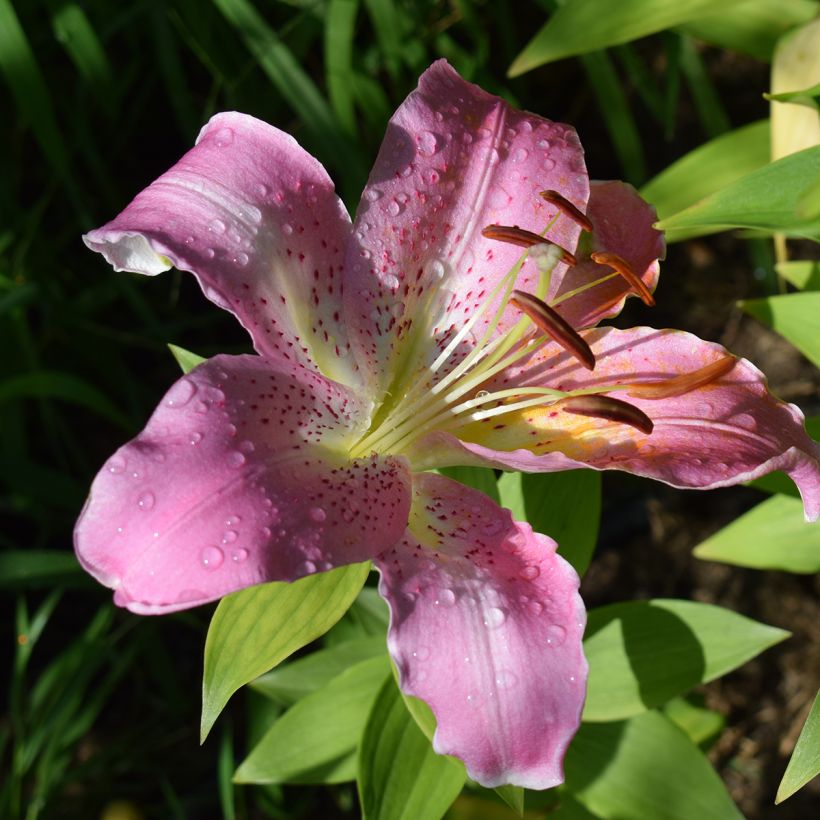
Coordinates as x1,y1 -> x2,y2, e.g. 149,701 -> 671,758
1,0 -> 814,817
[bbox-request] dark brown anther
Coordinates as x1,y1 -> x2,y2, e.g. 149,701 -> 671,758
509,290 -> 595,371
539,190 -> 594,233
627,356 -> 737,400
481,225 -> 577,266
590,251 -> 655,307
561,395 -> 654,434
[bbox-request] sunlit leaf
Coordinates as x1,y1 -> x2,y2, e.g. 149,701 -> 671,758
358,677 -> 465,820
640,120 -> 770,241
201,562 -> 370,740
564,712 -> 743,819
508,0 -> 748,75
168,343 -> 206,374
694,495 -> 820,573
741,291 -> 820,368
655,146 -> 820,239
663,696 -> 725,747
583,599 -> 789,720
235,655 -> 390,784
776,260 -> 820,290
776,689 -> 820,803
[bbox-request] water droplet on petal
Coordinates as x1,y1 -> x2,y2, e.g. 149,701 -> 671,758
519,564 -> 540,581
231,548 -> 249,562
435,588 -> 456,607
189,431 -> 203,445
412,646 -> 431,661
228,451 -> 246,468
209,218 -> 226,234
137,491 -> 155,511
165,378 -> 196,408
512,147 -> 529,162
383,274 -> 399,290
528,600 -> 544,616
543,158 -> 556,171
200,546 -> 224,569
238,440 -> 255,454
107,455 -> 126,474
483,607 -> 506,630
495,669 -> 518,690
417,130 -> 439,157
309,506 -> 327,523
226,515 -> 241,526
387,199 -> 402,216
298,560 -> 317,575
545,624 -> 567,646
213,127 -> 234,147
233,252 -> 249,266
221,530 -> 238,544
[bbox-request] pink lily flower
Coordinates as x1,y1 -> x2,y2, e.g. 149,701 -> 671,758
76,61 -> 820,789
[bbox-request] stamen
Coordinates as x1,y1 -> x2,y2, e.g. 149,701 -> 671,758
590,251 -> 655,307
539,190 -> 594,232
509,290 -> 596,371
626,356 -> 737,400
561,395 -> 653,434
482,225 -> 577,266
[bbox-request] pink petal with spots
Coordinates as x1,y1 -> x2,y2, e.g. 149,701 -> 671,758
343,59 -> 589,398
406,327 -> 820,521
74,355 -> 411,614
83,113 -> 359,387
550,181 -> 665,329
375,472 -> 586,789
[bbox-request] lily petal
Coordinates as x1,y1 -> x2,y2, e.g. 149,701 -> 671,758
83,112 -> 358,386
75,355 -> 411,613
343,59 -> 589,397
406,327 -> 820,521
550,181 -> 664,328
376,472 -> 586,789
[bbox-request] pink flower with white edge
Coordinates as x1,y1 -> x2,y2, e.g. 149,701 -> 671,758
76,61 -> 820,789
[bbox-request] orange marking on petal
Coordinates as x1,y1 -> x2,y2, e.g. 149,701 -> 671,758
561,395 -> 653,434
539,190 -> 594,232
481,225 -> 577,266
626,356 -> 737,400
510,290 -> 596,371
590,251 -> 655,307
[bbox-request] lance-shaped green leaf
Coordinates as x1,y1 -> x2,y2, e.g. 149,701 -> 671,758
694,495 -> 820,573
508,0 -> 748,75
776,260 -> 820,290
741,292 -> 820,368
564,712 -> 743,819
655,146 -> 820,239
201,562 -> 370,740
583,599 -> 789,721
777,689 -> 820,803
640,120 -> 770,241
358,677 -> 465,820
168,343 -> 206,374
498,471 -> 601,576
235,654 -> 390,784
677,0 -> 818,62
663,696 -> 725,748
250,637 -> 386,705
765,82 -> 820,111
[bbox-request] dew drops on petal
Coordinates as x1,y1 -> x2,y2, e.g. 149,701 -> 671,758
483,607 -> 506,630
165,378 -> 196,408
435,588 -> 456,607
412,646 -> 431,661
298,560 -> 317,575
519,564 -> 540,581
189,431 -> 203,445
226,515 -> 241,526
417,130 -> 439,156
200,546 -> 224,570
495,669 -> 518,690
309,506 -> 327,523
238,440 -> 255,454
231,548 -> 249,562
208,218 -> 226,234
233,252 -> 249,267
137,491 -> 155,511
545,624 -> 567,646
213,127 -> 234,147
227,451 -> 246,468
107,455 -> 126,474
221,530 -> 238,544
528,600 -> 544,616
512,147 -> 529,162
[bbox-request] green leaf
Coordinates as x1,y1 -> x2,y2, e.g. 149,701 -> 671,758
325,0 -> 359,136
0,370 -> 131,430
797,175 -> 820,219
677,0 -> 818,61
201,562 -> 370,740
498,471 -> 601,576
640,120 -> 771,240
358,677 -> 465,820
250,637 -> 386,705
235,655 -> 390,784
564,712 -> 743,819
765,81 -> 820,110
777,689 -> 820,802
694,495 -> 820,573
663,696 -> 725,747
655,146 -> 820,239
168,343 -> 206,374
508,0 -> 748,75
741,292 -> 820,367
583,599 -> 789,721
0,551 -> 86,589
493,785 -> 525,816
776,260 -> 820,290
